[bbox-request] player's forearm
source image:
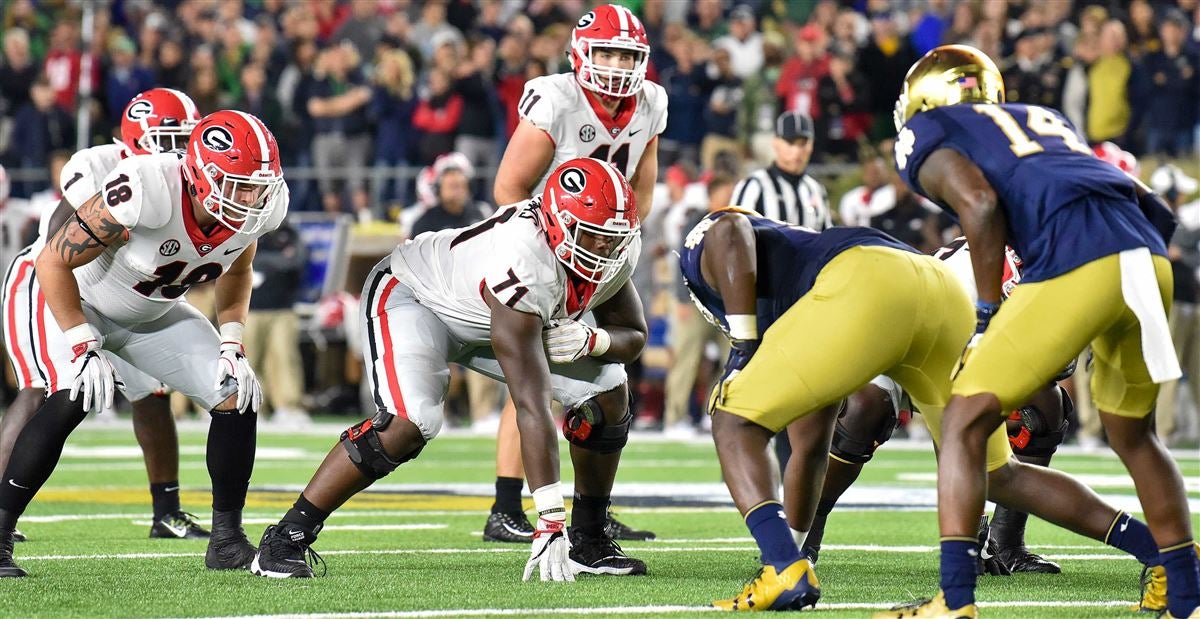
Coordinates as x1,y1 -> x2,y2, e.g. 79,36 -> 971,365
957,198 -> 1006,306
513,397 -> 560,490
213,268 -> 254,326
493,178 -> 534,206
592,326 -> 645,364
34,249 -> 89,331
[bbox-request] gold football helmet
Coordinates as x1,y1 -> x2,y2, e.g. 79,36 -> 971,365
893,44 -> 1005,132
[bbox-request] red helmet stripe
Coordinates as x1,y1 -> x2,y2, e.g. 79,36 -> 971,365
597,160 -> 626,215
232,110 -> 272,172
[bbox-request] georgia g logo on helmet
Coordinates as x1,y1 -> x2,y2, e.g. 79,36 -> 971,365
559,168 -> 587,194
200,126 -> 234,152
125,99 -> 154,121
577,11 -> 595,28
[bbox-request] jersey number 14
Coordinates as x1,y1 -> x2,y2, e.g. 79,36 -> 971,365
974,105 -> 1092,157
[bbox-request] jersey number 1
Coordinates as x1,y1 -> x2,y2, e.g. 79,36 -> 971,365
973,106 -> 1092,157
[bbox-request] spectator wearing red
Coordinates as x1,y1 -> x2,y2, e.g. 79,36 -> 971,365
776,24 -> 830,120
44,22 -> 86,111
493,34 -> 529,139
815,52 -> 870,161
312,0 -> 350,43
412,68 -> 464,166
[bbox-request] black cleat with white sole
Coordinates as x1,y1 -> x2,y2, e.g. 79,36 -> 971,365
568,528 -> 647,576
10,528 -> 25,543
0,528 -> 27,578
250,524 -> 324,579
150,511 -> 210,539
482,511 -> 534,543
205,510 -> 257,570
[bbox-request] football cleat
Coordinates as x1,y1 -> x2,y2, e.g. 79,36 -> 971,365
150,511 -> 210,539
10,528 -> 25,543
568,528 -> 647,576
250,524 -> 324,579
712,559 -> 821,611
995,547 -> 1060,574
605,512 -> 656,541
204,510 -> 257,570
0,529 -> 27,578
1133,544 -> 1200,614
1133,563 -> 1168,613
976,515 -> 1010,576
482,511 -> 534,543
872,591 -> 978,619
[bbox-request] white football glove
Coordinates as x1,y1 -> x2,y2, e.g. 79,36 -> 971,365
65,324 -> 121,413
214,322 -> 262,414
542,320 -> 611,364
523,512 -> 574,582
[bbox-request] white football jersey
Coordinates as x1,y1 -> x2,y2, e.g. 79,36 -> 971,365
933,237 -> 1023,303
391,198 -> 635,341
520,73 -> 668,197
34,143 -> 126,243
73,153 -> 288,324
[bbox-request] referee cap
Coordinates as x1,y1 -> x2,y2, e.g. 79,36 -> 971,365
775,111 -> 814,141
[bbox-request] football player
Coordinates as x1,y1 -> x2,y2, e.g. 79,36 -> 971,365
684,209 -> 1182,612
483,3 -> 667,544
0,88 -> 210,541
796,240 -> 1070,575
0,110 -> 287,577
879,45 -> 1198,619
249,158 -> 648,581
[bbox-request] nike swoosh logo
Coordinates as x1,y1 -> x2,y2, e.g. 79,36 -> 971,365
164,486 -> 179,493
7,479 -> 29,490
502,522 -> 530,536
224,247 -> 243,255
1120,520 -> 1129,533
162,522 -> 188,537
629,129 -> 642,136
979,543 -> 993,560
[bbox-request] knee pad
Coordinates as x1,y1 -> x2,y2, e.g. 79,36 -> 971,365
830,396 -> 897,465
340,412 -> 422,480
1006,389 -> 1068,458
562,397 -> 631,454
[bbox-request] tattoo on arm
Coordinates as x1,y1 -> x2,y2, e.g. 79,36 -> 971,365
50,196 -> 127,266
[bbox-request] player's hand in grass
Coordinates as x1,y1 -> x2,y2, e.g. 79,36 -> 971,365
523,512 -> 574,582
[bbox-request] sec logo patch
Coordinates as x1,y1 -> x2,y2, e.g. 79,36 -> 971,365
159,239 -> 180,256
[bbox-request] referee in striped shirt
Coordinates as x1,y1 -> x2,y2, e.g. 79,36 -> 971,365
731,111 -> 832,230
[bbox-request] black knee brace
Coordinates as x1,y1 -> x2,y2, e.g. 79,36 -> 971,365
830,393 -> 897,465
341,412 -> 422,480
562,397 -> 631,454
1006,387 -> 1069,458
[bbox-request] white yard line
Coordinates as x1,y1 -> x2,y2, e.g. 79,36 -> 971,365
16,545 -> 1134,562
188,600 -> 1136,619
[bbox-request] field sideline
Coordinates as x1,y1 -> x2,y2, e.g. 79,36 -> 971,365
1,417 -> 1197,618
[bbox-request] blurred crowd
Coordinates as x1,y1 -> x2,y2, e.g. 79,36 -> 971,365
0,0 -> 1198,443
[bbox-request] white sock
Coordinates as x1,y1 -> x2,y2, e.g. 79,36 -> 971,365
791,528 -> 809,548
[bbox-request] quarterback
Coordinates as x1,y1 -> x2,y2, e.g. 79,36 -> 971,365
250,158 -> 649,581
484,3 -> 667,544
0,110 -> 286,577
1,88 -> 209,543
879,45 -> 1198,619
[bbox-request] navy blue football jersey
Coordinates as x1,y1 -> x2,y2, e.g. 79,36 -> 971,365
678,210 -> 918,336
895,103 -> 1169,282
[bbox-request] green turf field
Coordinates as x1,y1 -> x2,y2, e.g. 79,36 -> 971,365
2,418 -> 1198,618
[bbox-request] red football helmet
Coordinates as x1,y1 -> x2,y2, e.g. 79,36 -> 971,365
1092,141 -> 1139,175
183,110 -> 284,234
569,4 -> 650,98
540,157 -> 639,284
120,88 -> 201,155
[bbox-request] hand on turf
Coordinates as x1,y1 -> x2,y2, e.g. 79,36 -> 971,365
523,514 -> 574,582
216,341 -> 262,414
